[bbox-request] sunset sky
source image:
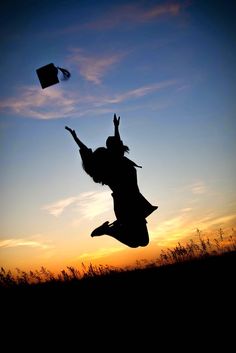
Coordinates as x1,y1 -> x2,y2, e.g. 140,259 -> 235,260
1,0 -> 235,273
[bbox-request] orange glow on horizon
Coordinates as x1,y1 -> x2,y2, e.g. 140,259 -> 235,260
2,216 -> 235,276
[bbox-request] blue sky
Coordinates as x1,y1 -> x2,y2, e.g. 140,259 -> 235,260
0,0 -> 235,272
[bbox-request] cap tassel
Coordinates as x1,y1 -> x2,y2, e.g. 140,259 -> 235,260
57,67 -> 71,80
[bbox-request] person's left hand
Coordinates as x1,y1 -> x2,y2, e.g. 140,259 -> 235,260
65,126 -> 72,133
65,126 -> 77,138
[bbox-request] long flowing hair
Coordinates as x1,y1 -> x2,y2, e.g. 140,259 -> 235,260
90,147 -> 111,185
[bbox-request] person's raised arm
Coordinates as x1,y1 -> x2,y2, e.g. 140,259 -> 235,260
113,114 -> 121,141
65,126 -> 88,150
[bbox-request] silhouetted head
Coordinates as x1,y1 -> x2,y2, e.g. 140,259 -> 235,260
106,136 -> 129,156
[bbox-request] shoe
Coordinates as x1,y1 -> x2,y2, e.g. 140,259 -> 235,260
91,221 -> 110,237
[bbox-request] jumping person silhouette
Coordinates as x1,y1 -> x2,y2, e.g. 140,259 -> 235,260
65,114 -> 157,248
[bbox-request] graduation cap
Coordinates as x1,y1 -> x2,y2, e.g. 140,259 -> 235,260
36,63 -> 71,89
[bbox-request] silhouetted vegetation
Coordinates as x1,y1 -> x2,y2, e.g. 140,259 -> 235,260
1,228 -> 235,289
157,228 -> 236,265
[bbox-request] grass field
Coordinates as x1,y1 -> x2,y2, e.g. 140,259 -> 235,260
1,229 -> 235,296
1,230 -> 235,338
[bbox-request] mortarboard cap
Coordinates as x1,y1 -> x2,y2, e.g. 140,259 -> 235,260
36,63 -> 71,89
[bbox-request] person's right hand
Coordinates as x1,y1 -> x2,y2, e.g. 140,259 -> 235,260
113,114 -> 120,126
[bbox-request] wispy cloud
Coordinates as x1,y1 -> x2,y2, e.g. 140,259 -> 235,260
195,213 -> 236,230
180,207 -> 192,213
150,210 -> 236,247
69,49 -> 125,84
174,180 -> 207,195
99,80 -> 177,104
42,196 -> 78,217
0,238 -> 52,249
191,181 -> 207,195
0,85 -> 77,120
76,191 -> 112,220
62,3 -> 183,33
0,85 -> 111,120
139,3 -> 181,22
42,191 -> 112,220
0,79 -> 177,119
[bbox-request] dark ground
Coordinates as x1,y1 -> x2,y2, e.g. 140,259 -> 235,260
1,251 -> 235,345
2,251 -> 235,305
